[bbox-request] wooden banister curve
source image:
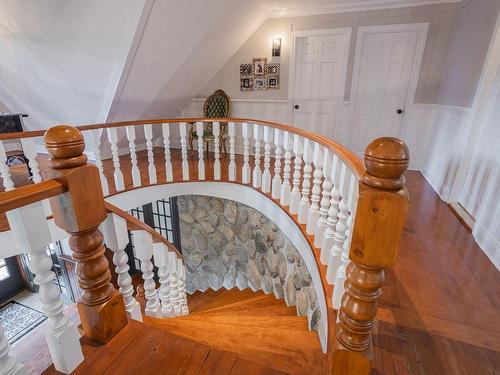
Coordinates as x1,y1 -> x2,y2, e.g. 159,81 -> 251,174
104,201 -> 183,259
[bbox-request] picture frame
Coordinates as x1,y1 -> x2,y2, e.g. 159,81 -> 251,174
253,78 -> 267,90
240,77 -> 253,91
268,76 -> 279,89
252,58 -> 267,76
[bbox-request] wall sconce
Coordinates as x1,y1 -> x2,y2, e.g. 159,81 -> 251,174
272,37 -> 281,57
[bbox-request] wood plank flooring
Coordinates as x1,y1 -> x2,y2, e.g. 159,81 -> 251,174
3,148 -> 500,374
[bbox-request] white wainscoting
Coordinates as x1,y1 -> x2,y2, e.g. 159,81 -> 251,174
421,104 -> 472,201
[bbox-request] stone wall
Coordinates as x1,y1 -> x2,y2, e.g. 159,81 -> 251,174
177,195 -> 321,332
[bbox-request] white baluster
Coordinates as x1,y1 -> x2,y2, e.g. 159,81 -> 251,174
213,122 -> 221,180
90,129 -> 109,196
7,202 -> 83,373
289,135 -> 303,214
101,213 -> 142,321
271,129 -> 283,199
261,127 -> 272,193
133,230 -> 160,317
153,244 -> 174,317
106,127 -> 124,191
315,150 -> 332,248
332,171 -> 356,309
177,259 -> 189,316
298,139 -> 312,223
126,125 -> 141,187
326,163 -> 348,283
179,122 -> 189,180
144,124 -> 157,184
167,252 -> 181,315
280,131 -> 292,205
321,155 -> 341,264
162,124 -> 173,182
0,325 -> 27,375
228,122 -> 236,181
242,123 -> 251,184
252,124 -> 262,188
306,143 -> 323,234
196,122 -> 205,180
20,138 -> 41,183
0,141 -> 14,191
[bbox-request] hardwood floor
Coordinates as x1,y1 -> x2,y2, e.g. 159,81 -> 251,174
43,316 -> 287,375
3,149 -> 500,374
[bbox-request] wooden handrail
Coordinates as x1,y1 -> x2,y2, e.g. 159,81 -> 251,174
0,117 -> 364,178
0,180 -> 66,213
104,201 -> 183,259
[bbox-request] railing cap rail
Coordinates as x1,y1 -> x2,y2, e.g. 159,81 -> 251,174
0,117 -> 364,178
104,201 -> 183,260
0,180 -> 66,213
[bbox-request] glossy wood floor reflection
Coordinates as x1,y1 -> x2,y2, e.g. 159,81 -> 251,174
4,148 -> 500,374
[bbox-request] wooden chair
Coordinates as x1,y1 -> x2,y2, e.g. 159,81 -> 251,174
189,89 -> 230,156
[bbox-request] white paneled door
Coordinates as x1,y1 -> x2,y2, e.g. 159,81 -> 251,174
349,24 -> 428,156
291,29 -> 351,137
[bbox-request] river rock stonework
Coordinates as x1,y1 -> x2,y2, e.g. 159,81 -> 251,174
177,195 -> 321,332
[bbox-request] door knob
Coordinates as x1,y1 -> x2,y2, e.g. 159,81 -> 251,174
294,104 -> 299,109
397,109 -> 404,114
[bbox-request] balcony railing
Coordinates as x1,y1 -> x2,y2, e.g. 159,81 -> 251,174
0,118 -> 409,375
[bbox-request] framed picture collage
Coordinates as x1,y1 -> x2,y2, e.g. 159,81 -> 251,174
240,58 -> 280,91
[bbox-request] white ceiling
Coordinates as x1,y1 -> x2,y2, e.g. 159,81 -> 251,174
263,0 -> 461,17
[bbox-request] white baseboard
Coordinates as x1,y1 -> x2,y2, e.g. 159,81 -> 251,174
473,223 -> 500,271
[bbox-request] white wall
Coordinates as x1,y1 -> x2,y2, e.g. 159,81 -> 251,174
0,0 -> 145,131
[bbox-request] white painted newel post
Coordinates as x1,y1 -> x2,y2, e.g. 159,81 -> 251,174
133,230 -> 161,317
242,123 -> 251,184
101,213 -> 142,321
7,202 -> 83,374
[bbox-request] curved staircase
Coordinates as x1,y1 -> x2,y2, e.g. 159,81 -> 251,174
145,289 -> 330,374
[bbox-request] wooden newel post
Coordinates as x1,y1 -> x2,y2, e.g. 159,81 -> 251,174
333,137 -> 409,374
43,125 -> 127,344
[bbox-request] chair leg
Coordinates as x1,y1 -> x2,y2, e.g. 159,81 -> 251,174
222,136 -> 227,155
189,134 -> 194,157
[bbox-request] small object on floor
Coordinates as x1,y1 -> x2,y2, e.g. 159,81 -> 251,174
0,301 -> 47,344
136,284 -> 145,297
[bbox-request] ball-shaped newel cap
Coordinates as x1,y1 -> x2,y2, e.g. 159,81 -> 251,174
44,125 -> 87,169
363,137 -> 409,189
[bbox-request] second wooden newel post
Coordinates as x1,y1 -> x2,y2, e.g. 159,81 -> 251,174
43,125 -> 127,344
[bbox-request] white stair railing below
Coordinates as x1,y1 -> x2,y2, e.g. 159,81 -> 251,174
6,202 -> 83,374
